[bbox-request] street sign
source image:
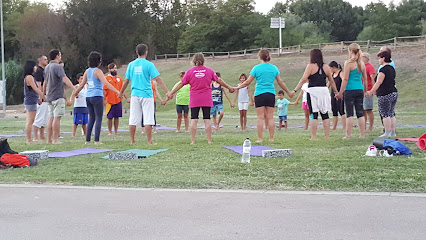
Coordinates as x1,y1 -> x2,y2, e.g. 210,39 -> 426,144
270,18 -> 285,29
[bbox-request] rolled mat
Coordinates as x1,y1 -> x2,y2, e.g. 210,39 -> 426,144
373,137 -> 386,150
416,133 -> 426,150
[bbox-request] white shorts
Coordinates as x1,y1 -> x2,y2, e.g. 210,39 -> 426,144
33,102 -> 49,128
238,102 -> 249,111
129,96 -> 155,126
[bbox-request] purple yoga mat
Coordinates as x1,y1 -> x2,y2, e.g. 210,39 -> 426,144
49,148 -> 114,158
0,134 -> 26,137
199,125 -> 223,129
156,126 -> 176,130
102,128 -> 129,132
223,145 -> 277,157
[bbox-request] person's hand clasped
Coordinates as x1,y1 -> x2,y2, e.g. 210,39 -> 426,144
229,87 -> 236,94
161,100 -> 167,106
166,91 -> 174,100
365,91 -> 372,98
126,98 -> 131,104
117,92 -> 123,99
288,91 -> 296,98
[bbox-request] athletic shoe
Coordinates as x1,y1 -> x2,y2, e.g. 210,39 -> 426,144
390,131 -> 397,137
365,145 -> 377,157
380,149 -> 393,157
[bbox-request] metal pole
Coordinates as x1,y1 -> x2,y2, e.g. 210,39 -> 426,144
279,17 -> 282,54
1,0 -> 6,116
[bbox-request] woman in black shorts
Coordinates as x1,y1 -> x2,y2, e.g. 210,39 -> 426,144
233,49 -> 295,143
365,50 -> 397,138
329,61 -> 346,131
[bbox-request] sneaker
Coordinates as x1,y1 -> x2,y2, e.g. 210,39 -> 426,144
365,145 -> 377,157
390,131 -> 397,137
379,149 -> 393,157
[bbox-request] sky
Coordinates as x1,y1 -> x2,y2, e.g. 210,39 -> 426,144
31,0 -> 402,14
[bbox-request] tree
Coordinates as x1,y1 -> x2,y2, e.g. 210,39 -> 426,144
3,0 -> 29,60
289,0 -> 364,41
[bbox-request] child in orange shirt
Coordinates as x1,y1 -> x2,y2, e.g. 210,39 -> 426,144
103,63 -> 130,135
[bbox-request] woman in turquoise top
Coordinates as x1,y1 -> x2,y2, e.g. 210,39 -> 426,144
233,49 -> 295,143
338,43 -> 368,139
74,51 -> 120,144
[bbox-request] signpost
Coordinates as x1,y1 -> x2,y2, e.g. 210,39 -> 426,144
270,17 -> 285,53
0,0 -> 5,117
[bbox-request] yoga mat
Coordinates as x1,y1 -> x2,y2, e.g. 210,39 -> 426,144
416,133 -> 426,150
0,134 -> 25,138
102,128 -> 129,132
102,148 -> 168,159
223,145 -> 277,157
198,125 -> 223,129
156,126 -> 176,130
396,138 -> 420,142
49,148 -> 115,158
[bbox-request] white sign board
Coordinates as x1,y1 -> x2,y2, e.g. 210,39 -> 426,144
270,18 -> 285,29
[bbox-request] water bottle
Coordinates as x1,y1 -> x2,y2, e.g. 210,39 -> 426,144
242,138 -> 251,163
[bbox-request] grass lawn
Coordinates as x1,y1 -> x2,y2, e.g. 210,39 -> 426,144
0,48 -> 425,192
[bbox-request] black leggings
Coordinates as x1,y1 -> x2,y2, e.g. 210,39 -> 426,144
331,95 -> 345,117
307,93 -> 329,120
86,96 -> 103,142
344,90 -> 364,118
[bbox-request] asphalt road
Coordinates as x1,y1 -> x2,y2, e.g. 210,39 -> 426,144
1,185 -> 425,240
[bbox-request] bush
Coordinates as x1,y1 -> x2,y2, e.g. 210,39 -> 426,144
0,60 -> 24,105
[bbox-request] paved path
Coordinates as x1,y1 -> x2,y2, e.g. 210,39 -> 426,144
1,185 -> 425,240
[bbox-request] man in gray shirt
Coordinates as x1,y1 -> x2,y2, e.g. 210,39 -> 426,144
43,49 -> 74,144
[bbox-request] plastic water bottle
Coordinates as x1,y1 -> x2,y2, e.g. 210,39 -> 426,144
242,138 -> 251,163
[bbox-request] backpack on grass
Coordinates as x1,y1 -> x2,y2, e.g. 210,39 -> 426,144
0,153 -> 31,168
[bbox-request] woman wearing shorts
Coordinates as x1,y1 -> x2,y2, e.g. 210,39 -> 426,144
329,61 -> 346,131
167,53 -> 234,144
234,49 -> 295,143
338,43 -> 368,139
365,50 -> 397,138
23,60 -> 45,143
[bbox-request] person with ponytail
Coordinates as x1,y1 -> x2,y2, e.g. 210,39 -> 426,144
338,43 -> 368,139
233,49 -> 295,143
328,61 -> 346,131
166,53 -> 234,145
292,49 -> 339,140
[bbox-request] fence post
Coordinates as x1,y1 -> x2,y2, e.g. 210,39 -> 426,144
394,37 -> 397,49
298,45 -> 301,54
165,54 -> 167,61
212,52 -> 215,59
177,53 -> 179,60
341,41 -> 344,53
424,35 -> 426,48
228,52 -> 230,58
244,49 -> 247,56
367,40 -> 370,51
278,48 -> 281,57
155,55 -> 157,61
319,43 -> 321,49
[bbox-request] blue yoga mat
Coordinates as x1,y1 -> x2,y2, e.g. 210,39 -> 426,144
102,149 -> 168,159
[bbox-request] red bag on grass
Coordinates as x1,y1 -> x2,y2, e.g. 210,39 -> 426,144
0,153 -> 30,168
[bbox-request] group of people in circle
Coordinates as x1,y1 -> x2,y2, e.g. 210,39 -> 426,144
23,43 -> 398,145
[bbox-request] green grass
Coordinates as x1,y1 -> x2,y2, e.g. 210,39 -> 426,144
1,49 -> 425,192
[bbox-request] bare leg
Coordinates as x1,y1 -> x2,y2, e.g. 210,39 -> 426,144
52,117 -> 62,144
345,116 -> 354,138
323,118 -> 330,139
341,115 -> 347,131
311,119 -> 318,140
255,107 -> 265,142
332,116 -> 338,130
303,109 -> 310,130
239,110 -> 244,130
47,117 -> 53,144
242,110 -> 247,130
33,126 -> 39,141
82,124 -> 87,136
190,119 -> 198,144
383,117 -> 391,131
114,118 -> 119,134
204,119 -> 212,144
367,110 -> 374,132
390,117 -> 396,132
266,107 -> 275,142
129,125 -> 136,144
25,111 -> 37,143
212,115 -> 218,129
141,126 -> 145,134
279,120 -> 283,130
184,113 -> 189,132
284,120 -> 287,129
358,116 -> 366,138
72,124 -> 78,137
107,118 -> 113,135
39,127 -> 46,140
145,125 -> 153,144
217,111 -> 224,128
176,113 -> 183,132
